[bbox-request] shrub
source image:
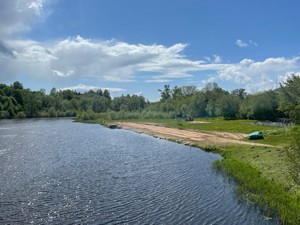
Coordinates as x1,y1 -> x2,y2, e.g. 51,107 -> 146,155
16,111 -> 26,118
48,107 -> 57,117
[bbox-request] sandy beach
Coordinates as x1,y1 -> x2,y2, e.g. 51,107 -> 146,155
115,122 -> 272,147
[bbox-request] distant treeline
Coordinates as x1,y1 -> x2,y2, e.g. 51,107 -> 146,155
0,81 -> 147,119
1,74 -> 299,124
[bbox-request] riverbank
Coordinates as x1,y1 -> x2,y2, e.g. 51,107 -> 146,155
113,120 -> 298,189
88,118 -> 300,224
115,122 -> 273,147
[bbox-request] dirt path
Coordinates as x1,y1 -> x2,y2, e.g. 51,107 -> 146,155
115,122 -> 272,147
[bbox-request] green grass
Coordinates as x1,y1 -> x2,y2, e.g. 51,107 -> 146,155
214,159 -> 300,225
122,117 -> 293,147
220,145 -> 300,193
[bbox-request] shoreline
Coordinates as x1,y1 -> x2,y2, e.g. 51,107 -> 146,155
115,122 -> 274,148
77,118 -> 300,224
107,121 -> 299,224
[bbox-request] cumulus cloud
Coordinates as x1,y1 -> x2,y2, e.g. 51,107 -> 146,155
0,35 -> 207,83
208,57 -> 300,92
60,84 -> 126,93
200,76 -> 217,86
235,39 -> 258,48
279,72 -> 300,84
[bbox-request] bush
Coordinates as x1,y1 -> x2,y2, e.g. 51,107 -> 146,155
16,111 -> 26,118
38,111 -> 49,117
57,110 -> 65,117
48,107 -> 57,117
65,110 -> 76,117
0,111 -> 9,119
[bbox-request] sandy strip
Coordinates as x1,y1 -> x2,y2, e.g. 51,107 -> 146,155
115,122 -> 272,147
189,121 -> 212,124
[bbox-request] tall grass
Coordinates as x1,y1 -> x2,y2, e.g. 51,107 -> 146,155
76,110 -> 177,121
286,128 -> 300,184
214,159 -> 300,225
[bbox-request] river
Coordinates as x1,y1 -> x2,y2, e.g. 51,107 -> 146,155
0,119 -> 278,224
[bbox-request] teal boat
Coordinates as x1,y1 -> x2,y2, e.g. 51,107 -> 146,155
248,131 -> 264,140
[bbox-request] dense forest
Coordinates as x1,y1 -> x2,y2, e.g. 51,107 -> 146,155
0,74 -> 299,124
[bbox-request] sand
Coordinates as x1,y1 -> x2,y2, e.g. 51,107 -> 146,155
115,122 -> 272,147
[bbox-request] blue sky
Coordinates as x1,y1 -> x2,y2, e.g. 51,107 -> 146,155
1,0 -> 300,101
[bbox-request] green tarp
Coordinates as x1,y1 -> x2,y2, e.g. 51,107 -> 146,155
248,131 -> 264,140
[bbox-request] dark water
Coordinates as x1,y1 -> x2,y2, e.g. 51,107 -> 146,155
0,119 -> 278,225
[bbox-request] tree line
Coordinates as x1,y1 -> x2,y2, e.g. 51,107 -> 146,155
0,81 -> 147,119
152,74 -> 299,124
0,74 -> 299,124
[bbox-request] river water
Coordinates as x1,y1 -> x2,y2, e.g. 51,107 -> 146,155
0,119 -> 278,224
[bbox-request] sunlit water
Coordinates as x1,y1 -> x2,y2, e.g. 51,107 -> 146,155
0,119 -> 278,224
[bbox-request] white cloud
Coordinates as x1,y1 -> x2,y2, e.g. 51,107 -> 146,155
60,84 -> 125,93
0,35 -> 206,83
0,0 -> 45,37
204,55 -> 222,63
249,40 -> 258,47
201,76 -> 217,86
235,39 -> 248,48
213,55 -> 222,63
51,69 -> 74,77
146,79 -> 171,83
279,72 -> 300,84
205,57 -> 300,92
133,91 -> 143,96
235,39 -> 258,48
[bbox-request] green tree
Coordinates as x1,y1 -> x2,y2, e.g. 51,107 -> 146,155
181,85 -> 197,97
24,92 -> 41,118
240,90 -> 279,121
216,95 -> 240,119
231,88 -> 247,100
79,99 -> 89,111
279,74 -> 300,124
239,97 -> 254,119
92,96 -> 108,113
172,86 -> 183,99
61,90 -> 74,100
12,81 -> 23,90
203,83 -> 228,117
12,89 -> 24,106
48,106 -> 57,117
189,92 -> 208,117
50,87 -> 57,95
159,85 -> 171,101
103,90 -> 111,100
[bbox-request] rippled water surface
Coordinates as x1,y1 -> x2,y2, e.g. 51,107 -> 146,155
0,119 -> 278,224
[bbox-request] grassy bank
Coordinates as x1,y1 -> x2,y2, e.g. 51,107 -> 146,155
214,159 -> 300,224
78,116 -> 300,224
168,119 -> 300,224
